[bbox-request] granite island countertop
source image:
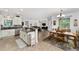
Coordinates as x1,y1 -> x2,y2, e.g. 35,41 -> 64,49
21,27 -> 36,33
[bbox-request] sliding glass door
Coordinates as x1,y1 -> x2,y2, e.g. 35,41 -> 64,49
59,18 -> 70,29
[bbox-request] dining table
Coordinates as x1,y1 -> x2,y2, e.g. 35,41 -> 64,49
49,31 -> 78,48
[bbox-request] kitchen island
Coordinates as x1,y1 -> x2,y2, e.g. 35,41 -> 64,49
20,27 -> 38,46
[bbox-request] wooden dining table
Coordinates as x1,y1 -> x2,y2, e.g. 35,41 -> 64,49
63,32 -> 77,48
49,31 -> 78,48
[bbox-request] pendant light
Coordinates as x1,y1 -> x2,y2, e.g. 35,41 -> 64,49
16,8 -> 23,17
57,9 -> 65,18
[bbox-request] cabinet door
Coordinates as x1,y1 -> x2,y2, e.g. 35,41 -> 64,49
13,19 -> 17,25
20,31 -> 31,45
0,31 -> 3,38
17,19 -> 22,25
28,32 -> 35,46
9,29 -> 15,36
2,30 -> 15,37
27,34 -> 31,45
20,31 -> 25,39
22,32 -> 29,44
0,30 -> 7,38
20,31 -> 22,38
13,17 -> 22,25
23,33 -> 28,43
2,30 -> 7,37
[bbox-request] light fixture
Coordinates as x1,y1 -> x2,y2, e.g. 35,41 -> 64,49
16,8 -> 23,17
57,9 -> 65,18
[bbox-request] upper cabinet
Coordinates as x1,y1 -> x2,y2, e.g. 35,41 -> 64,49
13,17 -> 22,25
0,15 -> 22,26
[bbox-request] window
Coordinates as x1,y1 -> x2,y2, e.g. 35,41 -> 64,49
4,20 -> 13,27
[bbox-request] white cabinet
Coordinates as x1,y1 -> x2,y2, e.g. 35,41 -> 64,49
20,31 -> 29,45
20,31 -> 36,46
23,21 -> 29,27
13,17 -> 22,25
28,32 -> 36,46
0,29 -> 15,39
0,30 -> 6,38
0,31 -> 3,38
6,29 -> 15,36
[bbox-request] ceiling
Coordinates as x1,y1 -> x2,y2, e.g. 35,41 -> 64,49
0,8 -> 79,19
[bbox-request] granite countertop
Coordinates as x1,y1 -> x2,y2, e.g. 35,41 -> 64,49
1,26 -> 23,30
1,25 -> 39,30
21,27 -> 35,33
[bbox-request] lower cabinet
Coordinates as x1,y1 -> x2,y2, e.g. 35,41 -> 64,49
20,31 -> 31,45
0,29 -> 15,39
20,31 -> 36,46
0,31 -> 3,38
28,32 -> 36,46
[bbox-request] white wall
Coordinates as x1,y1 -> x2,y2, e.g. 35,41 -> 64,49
52,17 -> 59,29
51,11 -> 79,32
23,18 -> 48,27
66,11 -> 79,32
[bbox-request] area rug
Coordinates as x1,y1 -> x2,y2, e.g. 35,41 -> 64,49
43,38 -> 77,51
16,39 -> 27,48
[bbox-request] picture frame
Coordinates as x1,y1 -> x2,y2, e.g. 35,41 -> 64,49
74,19 -> 78,26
